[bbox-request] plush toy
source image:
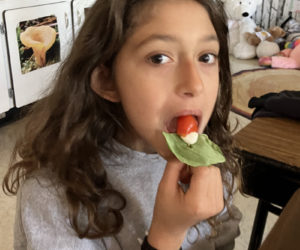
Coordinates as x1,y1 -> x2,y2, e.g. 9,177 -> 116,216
244,26 -> 286,58
221,0 -> 262,59
279,14 -> 300,47
280,14 -> 300,49
259,39 -> 300,69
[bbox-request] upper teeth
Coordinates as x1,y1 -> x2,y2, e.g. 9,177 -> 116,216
181,132 -> 199,145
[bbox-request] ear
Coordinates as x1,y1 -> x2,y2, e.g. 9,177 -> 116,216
90,65 -> 120,103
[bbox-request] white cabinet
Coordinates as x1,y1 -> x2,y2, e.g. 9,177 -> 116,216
1,0 -> 73,108
0,0 -> 100,116
71,0 -> 96,36
0,1 -> 14,114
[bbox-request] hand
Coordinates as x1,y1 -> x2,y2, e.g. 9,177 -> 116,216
148,160 -> 224,250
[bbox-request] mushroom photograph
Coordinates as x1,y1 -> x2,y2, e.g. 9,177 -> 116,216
17,15 -> 61,74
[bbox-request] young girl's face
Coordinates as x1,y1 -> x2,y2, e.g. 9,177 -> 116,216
112,0 -> 220,159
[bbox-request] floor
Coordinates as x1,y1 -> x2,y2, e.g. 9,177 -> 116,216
0,111 -> 278,250
0,119 -> 22,248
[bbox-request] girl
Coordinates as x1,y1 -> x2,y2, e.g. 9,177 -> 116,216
3,0 -> 242,249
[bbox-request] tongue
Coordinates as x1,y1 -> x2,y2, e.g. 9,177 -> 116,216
167,117 -> 178,133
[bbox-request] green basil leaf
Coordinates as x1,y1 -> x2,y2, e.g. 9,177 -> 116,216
163,132 -> 225,167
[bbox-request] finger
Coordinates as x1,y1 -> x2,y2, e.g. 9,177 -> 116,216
160,160 -> 186,192
188,166 -> 224,217
188,166 -> 222,195
179,165 -> 191,184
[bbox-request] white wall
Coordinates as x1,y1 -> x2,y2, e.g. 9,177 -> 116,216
255,0 -> 295,28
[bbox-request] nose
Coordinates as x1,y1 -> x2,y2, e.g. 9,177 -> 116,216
175,60 -> 203,98
242,12 -> 249,17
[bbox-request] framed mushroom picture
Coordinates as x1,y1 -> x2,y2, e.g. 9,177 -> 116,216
3,1 -> 73,108
71,0 -> 96,36
18,16 -> 60,75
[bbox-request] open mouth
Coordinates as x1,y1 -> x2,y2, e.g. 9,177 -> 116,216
166,115 -> 200,133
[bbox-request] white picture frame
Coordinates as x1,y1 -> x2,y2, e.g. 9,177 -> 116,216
71,0 -> 96,37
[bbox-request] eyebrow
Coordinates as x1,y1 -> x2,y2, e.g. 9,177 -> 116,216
136,34 -> 219,48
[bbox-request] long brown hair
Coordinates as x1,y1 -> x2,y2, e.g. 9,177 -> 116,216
3,0 -> 240,239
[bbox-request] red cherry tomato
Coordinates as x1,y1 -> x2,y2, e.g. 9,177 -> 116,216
176,115 -> 198,137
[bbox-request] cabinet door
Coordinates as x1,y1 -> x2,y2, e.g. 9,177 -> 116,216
72,0 -> 96,36
0,31 -> 13,114
4,1 -> 73,108
0,68 -> 11,114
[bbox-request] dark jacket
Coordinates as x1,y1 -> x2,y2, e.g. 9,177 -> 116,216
248,91 -> 300,120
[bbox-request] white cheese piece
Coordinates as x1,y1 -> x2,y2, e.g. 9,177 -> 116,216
180,132 -> 199,145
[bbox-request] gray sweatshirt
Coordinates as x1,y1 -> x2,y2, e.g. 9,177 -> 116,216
14,141 -> 241,250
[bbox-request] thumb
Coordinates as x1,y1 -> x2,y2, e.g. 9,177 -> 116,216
160,160 -> 185,191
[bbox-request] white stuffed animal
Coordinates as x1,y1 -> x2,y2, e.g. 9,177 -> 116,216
221,0 -> 262,59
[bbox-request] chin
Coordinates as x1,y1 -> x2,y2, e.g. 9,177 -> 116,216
156,144 -> 176,162
147,132 -> 177,161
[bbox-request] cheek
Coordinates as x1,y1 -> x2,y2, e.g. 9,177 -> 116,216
120,85 -> 159,117
210,79 -> 219,112
212,80 -> 219,104
116,70 -> 167,123
203,69 -> 219,103
118,85 -> 161,135
199,74 -> 219,130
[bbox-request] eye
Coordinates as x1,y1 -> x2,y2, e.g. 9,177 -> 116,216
199,53 -> 217,64
148,54 -> 171,64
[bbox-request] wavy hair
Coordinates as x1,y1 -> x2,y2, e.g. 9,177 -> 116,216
3,0 -> 240,239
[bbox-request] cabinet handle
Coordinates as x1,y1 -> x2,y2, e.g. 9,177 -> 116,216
65,12 -> 69,29
77,9 -> 82,26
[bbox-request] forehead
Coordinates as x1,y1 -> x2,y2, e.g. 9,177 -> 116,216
127,0 -> 217,44
133,0 -> 211,26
